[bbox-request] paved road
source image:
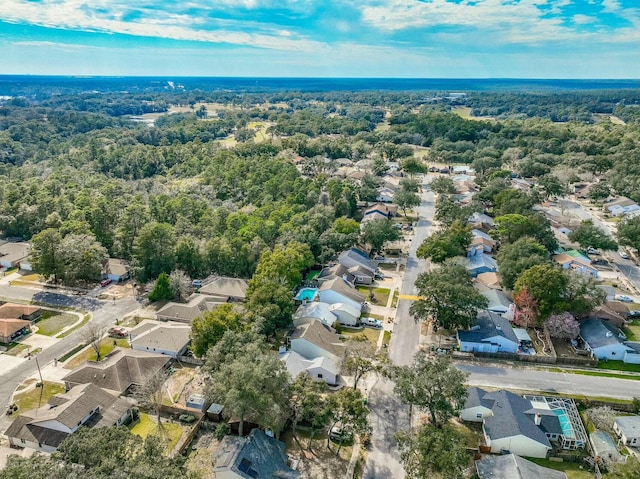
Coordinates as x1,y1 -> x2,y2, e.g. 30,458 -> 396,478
458,363 -> 640,400
364,178 -> 435,479
0,284 -> 139,432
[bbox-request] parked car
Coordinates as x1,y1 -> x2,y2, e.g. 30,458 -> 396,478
592,259 -> 609,266
619,251 -> 630,260
616,294 -> 633,302
627,310 -> 640,318
192,279 -> 203,288
100,278 -> 112,287
586,247 -> 600,255
361,317 -> 383,329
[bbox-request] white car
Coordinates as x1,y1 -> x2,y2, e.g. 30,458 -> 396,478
616,295 -> 633,303
360,317 -> 383,329
619,251 -> 629,260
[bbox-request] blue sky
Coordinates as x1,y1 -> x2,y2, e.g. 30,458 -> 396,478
0,0 -> 638,78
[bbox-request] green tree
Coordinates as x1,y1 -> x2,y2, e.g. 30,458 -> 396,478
248,241 -> 314,290
326,388 -> 371,455
133,222 -> 176,281
416,221 -> 472,263
588,182 -> 611,201
245,279 -> 295,337
290,374 -> 330,447
342,335 -> 385,389
394,188 -> 421,217
400,157 -> 426,178
149,272 -> 172,302
390,352 -> 468,427
618,216 -> 640,252
190,304 -> 244,357
206,334 -> 291,437
59,233 -> 108,283
496,237 -> 549,290
175,236 -> 203,278
568,220 -> 617,251
429,176 -> 455,194
513,264 -> 567,319
410,260 -> 488,330
396,424 -> 470,479
494,213 -> 557,251
434,195 -> 477,227
361,218 -> 400,252
538,174 -> 566,199
29,228 -> 63,281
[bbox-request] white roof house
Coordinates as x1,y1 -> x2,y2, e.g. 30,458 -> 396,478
329,303 -> 361,327
293,302 -> 337,327
279,350 -> 338,386
317,277 -> 365,312
614,415 -> 640,447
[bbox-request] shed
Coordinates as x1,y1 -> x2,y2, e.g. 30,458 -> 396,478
590,431 -> 622,464
207,403 -> 224,422
186,394 -> 207,411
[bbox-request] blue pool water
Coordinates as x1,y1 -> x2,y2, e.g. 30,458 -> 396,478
295,288 -> 318,301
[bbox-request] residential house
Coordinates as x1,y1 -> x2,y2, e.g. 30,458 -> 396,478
362,202 -> 397,219
376,188 -> 395,203
579,318 -> 640,363
199,276 -> 248,302
129,321 -> 191,358
328,303 -> 360,327
552,253 -> 598,278
564,249 -> 591,263
62,347 -> 171,395
588,301 -> 629,328
316,264 -> 355,285
293,302 -> 337,328
0,318 -> 31,344
289,319 -> 345,363
475,272 -> 502,290
468,212 -> 495,231
590,431 -> 622,464
279,349 -> 338,385
604,197 -> 640,217
213,428 -> 300,479
0,241 -> 31,270
511,178 -> 532,192
613,415 -> 640,447
471,236 -> 495,254
5,383 -> 133,453
103,258 -> 130,283
0,303 -> 42,321
360,212 -> 388,227
481,289 -> 514,318
466,253 -> 498,277
337,249 -> 378,277
155,294 -> 225,323
476,454 -> 567,479
461,389 -> 587,458
457,311 -> 520,354
317,277 -> 366,312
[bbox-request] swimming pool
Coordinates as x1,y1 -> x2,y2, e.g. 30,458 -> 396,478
295,287 -> 318,301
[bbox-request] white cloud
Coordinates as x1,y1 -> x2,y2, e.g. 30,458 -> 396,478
602,0 -> 621,13
572,14 -> 595,24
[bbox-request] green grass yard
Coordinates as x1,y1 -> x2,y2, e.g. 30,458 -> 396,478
356,286 -> 390,305
13,382 -> 66,414
130,413 -> 183,453
340,328 -> 381,345
64,338 -> 129,370
624,320 -> 640,341
35,312 -> 78,336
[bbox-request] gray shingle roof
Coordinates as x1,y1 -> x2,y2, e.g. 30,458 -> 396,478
199,276 -> 248,301
615,416 -> 640,439
482,390 -> 552,448
214,429 -> 300,479
458,311 -> 519,345
62,348 -> 171,395
476,454 -> 567,479
130,323 -> 191,354
290,319 -> 345,359
579,318 -> 627,350
338,248 -> 377,274
464,387 -> 493,409
318,277 -> 366,305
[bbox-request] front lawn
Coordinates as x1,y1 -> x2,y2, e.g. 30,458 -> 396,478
13,381 -> 66,414
527,458 -> 594,479
356,286 -> 390,305
340,328 -> 381,345
130,413 -> 183,453
597,361 -> 640,374
35,312 -> 78,336
3,342 -> 29,357
64,338 -> 129,369
624,320 -> 640,341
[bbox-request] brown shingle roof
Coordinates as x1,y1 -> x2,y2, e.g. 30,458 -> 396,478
0,303 -> 40,319
0,318 -> 31,339
318,277 -> 366,304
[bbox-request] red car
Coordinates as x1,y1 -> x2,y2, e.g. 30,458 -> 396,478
100,278 -> 112,287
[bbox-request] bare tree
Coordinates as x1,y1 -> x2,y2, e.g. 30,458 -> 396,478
136,369 -> 169,429
82,323 -> 108,361
342,334 -> 384,389
169,269 -> 191,301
